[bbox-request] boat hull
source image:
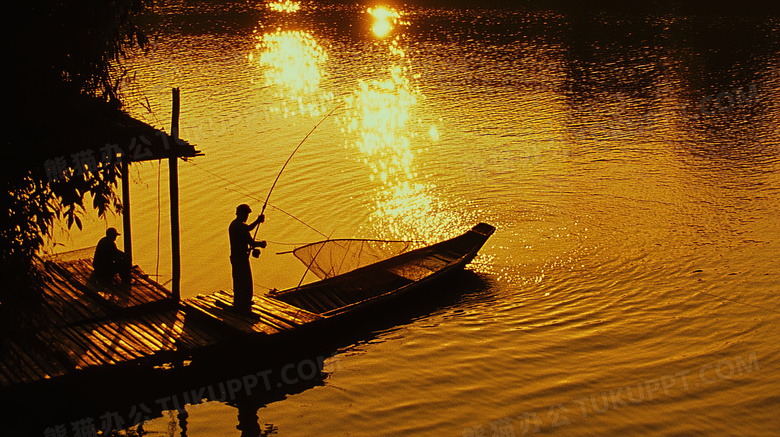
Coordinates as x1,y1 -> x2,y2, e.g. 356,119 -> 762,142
268,223 -> 495,319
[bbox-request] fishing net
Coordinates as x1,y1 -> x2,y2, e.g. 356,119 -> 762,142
291,239 -> 419,280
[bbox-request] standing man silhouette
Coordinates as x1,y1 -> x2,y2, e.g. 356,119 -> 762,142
229,204 -> 266,314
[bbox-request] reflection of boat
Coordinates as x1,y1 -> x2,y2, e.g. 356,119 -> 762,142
268,223 -> 495,318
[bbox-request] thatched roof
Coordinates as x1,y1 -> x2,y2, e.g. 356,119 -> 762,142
10,94 -> 202,178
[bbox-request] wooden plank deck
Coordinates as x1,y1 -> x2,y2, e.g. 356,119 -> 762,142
182,290 -> 322,337
44,259 -> 172,316
0,259 -> 319,388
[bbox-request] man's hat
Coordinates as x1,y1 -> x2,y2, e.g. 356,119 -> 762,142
236,204 -> 252,214
106,227 -> 120,236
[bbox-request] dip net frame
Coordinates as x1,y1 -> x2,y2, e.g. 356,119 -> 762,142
288,239 -> 423,280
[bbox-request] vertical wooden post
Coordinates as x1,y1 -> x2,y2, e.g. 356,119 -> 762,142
170,87 -> 181,301
121,156 -> 132,271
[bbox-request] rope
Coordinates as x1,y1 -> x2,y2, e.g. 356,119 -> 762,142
252,282 -> 275,291
296,228 -> 336,289
264,239 -> 317,246
186,160 -> 328,238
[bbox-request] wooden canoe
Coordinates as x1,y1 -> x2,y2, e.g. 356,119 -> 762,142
267,223 -> 495,318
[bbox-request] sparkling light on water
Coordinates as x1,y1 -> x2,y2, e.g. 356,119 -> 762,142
251,29 -> 332,118
368,6 -> 401,38
267,0 -> 301,13
96,3 -> 780,436
338,10 -> 460,242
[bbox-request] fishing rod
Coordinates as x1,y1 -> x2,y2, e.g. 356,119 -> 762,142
252,103 -> 343,246
186,160 -> 328,238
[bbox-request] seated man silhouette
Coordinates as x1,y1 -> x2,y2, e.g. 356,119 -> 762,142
93,227 -> 130,283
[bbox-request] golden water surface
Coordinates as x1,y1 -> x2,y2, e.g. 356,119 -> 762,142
48,1 -> 779,436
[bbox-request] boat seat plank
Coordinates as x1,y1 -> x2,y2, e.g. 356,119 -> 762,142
290,293 -> 328,314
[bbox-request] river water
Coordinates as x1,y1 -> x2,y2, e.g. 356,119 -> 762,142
50,1 -> 779,436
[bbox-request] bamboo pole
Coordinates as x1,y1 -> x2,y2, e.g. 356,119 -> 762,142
169,88 -> 181,301
121,156 -> 132,276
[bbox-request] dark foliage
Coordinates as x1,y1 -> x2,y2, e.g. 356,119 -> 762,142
1,0 -> 153,302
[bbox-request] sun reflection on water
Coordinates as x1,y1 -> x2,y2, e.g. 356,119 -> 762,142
251,29 -> 331,117
339,10 -> 462,243
368,6 -> 401,38
249,5 -> 465,243
267,0 -> 301,13
343,64 -> 417,181
368,180 -> 464,243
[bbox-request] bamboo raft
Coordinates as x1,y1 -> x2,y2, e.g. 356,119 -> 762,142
0,259 -> 318,388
